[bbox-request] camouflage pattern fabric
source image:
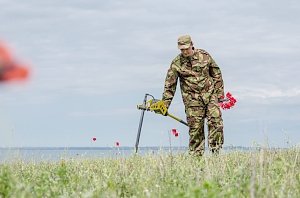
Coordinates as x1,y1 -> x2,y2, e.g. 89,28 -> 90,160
186,95 -> 224,156
162,49 -> 224,156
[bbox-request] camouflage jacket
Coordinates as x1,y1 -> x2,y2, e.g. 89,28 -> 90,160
162,49 -> 224,108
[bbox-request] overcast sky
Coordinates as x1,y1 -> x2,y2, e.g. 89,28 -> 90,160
0,0 -> 299,148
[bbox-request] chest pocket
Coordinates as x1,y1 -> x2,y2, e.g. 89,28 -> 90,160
192,61 -> 210,76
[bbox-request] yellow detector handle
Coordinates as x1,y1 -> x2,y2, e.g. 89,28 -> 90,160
137,99 -> 188,126
149,100 -> 168,115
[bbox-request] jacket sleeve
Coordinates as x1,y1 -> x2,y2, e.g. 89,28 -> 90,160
162,62 -> 179,109
209,56 -> 224,99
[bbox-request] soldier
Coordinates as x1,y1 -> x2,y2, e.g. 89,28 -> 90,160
162,35 -> 224,156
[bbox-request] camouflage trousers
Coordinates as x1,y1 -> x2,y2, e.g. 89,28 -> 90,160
185,97 -> 224,156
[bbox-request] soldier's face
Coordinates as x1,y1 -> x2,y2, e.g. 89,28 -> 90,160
180,46 -> 194,57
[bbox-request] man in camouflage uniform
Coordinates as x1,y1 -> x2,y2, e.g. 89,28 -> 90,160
162,35 -> 224,156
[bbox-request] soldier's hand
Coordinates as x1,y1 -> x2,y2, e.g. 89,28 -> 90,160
218,98 -> 229,103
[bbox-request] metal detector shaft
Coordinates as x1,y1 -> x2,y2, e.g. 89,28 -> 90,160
135,94 -> 148,153
167,113 -> 188,126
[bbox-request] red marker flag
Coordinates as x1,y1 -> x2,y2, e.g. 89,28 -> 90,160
171,129 -> 179,137
0,41 -> 30,82
171,129 -> 177,135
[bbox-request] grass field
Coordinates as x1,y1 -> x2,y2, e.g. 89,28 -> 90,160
0,147 -> 299,197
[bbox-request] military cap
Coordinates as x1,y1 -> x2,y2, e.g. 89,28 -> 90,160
177,35 -> 192,49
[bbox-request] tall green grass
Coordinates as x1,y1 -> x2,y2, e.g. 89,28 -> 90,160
0,147 -> 299,197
